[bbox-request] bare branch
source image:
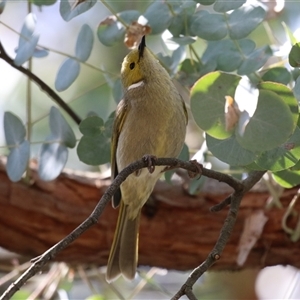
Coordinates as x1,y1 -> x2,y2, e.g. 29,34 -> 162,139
0,42 -> 81,125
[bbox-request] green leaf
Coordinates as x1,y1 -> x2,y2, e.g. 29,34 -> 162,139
143,2 -> 173,35
213,0 -> 246,12
236,90 -> 295,152
75,24 -> 94,62
39,141 -> 68,181
14,13 -> 39,66
6,140 -> 30,182
293,76 -> 300,102
258,82 -> 299,126
60,0 -> 97,21
190,11 -> 227,40
32,0 -> 56,6
77,116 -> 112,165
289,43 -> 300,68
4,112 -> 26,146
55,58 -> 80,91
11,290 -> 31,300
49,107 -> 76,148
190,71 -> 241,139
261,67 -> 292,85
195,0 -> 215,5
85,295 -> 105,300
169,36 -> 196,46
206,133 -> 257,166
228,5 -> 266,39
97,10 -> 140,47
282,22 -> 297,45
255,127 -> 300,171
237,46 -> 272,75
272,169 -> 300,188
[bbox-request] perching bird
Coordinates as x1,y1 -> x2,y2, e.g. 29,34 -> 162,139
106,36 -> 187,282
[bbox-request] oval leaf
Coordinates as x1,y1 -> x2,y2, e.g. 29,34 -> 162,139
55,58 -> 80,91
272,169 -> 300,188
79,116 -> 104,137
60,0 -> 97,21
6,140 -> 30,182
190,71 -> 241,139
213,0 -> 246,12
236,90 -> 295,152
49,107 -> 76,148
262,67 -> 291,85
39,142 -> 68,181
75,24 -> 94,62
4,112 -> 26,146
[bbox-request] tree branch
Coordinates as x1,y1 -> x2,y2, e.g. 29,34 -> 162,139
0,41 -> 81,125
0,158 -> 265,300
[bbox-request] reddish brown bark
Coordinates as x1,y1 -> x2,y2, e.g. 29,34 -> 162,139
0,158 -> 299,271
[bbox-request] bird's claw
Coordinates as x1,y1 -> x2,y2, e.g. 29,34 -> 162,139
188,160 -> 203,179
142,154 -> 157,174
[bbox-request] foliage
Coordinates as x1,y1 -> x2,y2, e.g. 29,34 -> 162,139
1,0 -> 300,190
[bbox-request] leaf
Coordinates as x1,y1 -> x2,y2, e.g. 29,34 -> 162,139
190,11 -> 227,40
228,5 -> 266,39
195,0 -> 215,5
77,116 -> 111,165
14,13 -> 39,66
75,24 -> 94,62
206,133 -> 257,166
293,76 -> 300,102
255,127 -> 300,171
289,43 -> 300,68
11,290 -> 31,300
236,90 -> 295,152
237,46 -> 272,75
262,67 -> 291,85
49,107 -> 76,148
214,0 -> 246,12
85,295 -> 105,300
33,47 -> 49,58
190,71 -> 241,139
60,0 -> 97,21
143,2 -> 173,35
6,140 -> 30,182
38,141 -> 68,181
0,0 -> 7,14
112,78 -> 123,103
32,0 -> 56,6
55,58 -> 80,91
97,10 -> 140,47
4,112 -> 26,146
272,169 -> 300,188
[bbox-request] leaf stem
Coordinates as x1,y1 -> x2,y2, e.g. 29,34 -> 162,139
100,0 -> 128,28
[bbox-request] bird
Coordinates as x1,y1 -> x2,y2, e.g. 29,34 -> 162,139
106,35 -> 187,282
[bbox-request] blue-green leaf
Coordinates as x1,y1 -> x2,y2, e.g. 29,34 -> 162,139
143,2 -> 173,35
55,58 -> 80,91
262,67 -> 292,85
213,0 -> 246,12
6,140 -> 30,182
39,141 -> 68,181
79,115 -> 104,137
75,24 -> 94,62
60,0 -> 97,21
228,5 -> 266,39
14,13 -> 39,66
4,112 -> 26,146
0,0 -> 7,14
293,76 -> 300,102
49,107 -> 76,148
32,0 -> 56,6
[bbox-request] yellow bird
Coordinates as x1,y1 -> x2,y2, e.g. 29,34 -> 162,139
106,36 -> 187,282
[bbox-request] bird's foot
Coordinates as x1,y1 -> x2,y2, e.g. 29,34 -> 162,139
188,160 -> 203,179
142,154 -> 157,174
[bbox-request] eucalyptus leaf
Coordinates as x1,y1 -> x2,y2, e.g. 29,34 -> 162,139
32,0 -> 56,6
14,13 -> 39,66
190,71 -> 241,139
6,140 -> 30,182
272,169 -> 300,188
206,133 -> 257,166
79,116 -> 104,137
143,2 -> 173,34
213,0 -> 246,12
4,112 -> 26,146
75,24 -> 94,62
289,42 -> 300,68
236,90 -> 295,152
262,67 -> 291,85
60,0 -> 97,21
293,76 -> 300,102
0,0 -> 6,14
49,107 -> 76,148
39,141 -> 68,181
228,5 -> 266,39
195,0 -> 215,5
55,58 -> 80,91
33,47 -> 49,58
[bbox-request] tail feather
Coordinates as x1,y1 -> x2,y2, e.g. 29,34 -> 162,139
106,202 -> 140,282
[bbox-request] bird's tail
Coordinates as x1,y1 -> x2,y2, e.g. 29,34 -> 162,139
106,201 -> 140,282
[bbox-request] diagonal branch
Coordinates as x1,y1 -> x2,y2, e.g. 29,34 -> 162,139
171,170 -> 266,300
0,41 -> 81,125
0,158 -> 265,300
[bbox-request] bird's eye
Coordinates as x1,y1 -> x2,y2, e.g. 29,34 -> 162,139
129,62 -> 135,70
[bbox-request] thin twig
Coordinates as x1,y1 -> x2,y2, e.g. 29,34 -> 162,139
0,158 -> 248,300
0,42 -> 81,125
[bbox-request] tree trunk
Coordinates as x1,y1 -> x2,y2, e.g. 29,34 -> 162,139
0,157 -> 299,271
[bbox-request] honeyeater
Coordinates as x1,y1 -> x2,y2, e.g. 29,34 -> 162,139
106,36 -> 187,282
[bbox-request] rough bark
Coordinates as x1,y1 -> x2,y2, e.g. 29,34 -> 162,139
0,158 -> 299,271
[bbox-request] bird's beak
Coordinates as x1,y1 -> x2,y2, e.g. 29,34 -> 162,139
138,36 -> 146,60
